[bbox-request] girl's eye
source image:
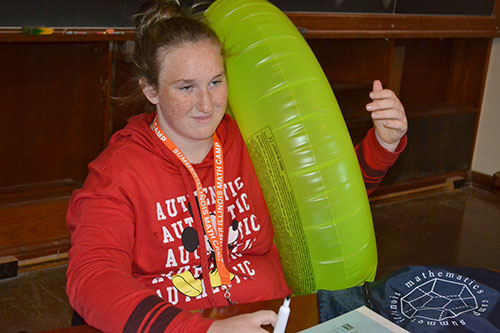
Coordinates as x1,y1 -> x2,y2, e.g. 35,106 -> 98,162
210,80 -> 222,87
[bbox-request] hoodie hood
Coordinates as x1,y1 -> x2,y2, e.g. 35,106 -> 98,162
109,112 -> 237,169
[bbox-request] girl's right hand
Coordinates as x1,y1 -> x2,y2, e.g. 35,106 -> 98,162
207,310 -> 277,332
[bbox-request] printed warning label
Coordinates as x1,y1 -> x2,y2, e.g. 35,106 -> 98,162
246,126 -> 315,294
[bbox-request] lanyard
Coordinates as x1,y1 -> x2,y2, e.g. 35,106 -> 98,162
151,116 -> 231,287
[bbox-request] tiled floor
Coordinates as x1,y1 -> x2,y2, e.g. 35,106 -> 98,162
0,265 -> 72,332
1,186 -> 499,332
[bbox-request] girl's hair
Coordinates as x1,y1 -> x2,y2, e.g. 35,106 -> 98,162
133,0 -> 222,89
115,1 -> 222,114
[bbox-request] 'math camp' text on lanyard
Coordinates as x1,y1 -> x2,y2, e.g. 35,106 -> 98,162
151,116 -> 231,287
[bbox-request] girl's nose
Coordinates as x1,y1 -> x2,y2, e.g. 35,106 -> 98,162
197,89 -> 213,113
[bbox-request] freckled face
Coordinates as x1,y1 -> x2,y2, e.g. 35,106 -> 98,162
142,40 -> 227,147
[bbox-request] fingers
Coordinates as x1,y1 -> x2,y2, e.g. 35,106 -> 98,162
369,80 -> 399,101
372,79 -> 383,92
366,80 -> 405,122
368,88 -> 399,104
379,119 -> 406,131
208,310 -> 278,333
367,99 -> 405,127
365,80 -> 408,150
372,108 -> 407,128
250,310 -> 278,328
366,98 -> 402,113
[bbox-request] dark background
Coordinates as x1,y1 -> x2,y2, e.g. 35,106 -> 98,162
0,0 -> 495,28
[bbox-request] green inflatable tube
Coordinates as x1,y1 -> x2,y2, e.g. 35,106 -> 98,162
206,0 -> 377,295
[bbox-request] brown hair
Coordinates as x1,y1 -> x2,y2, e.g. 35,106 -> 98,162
115,1 -> 222,114
133,0 -> 222,89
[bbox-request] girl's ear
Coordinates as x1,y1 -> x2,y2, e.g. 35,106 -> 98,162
139,78 -> 159,105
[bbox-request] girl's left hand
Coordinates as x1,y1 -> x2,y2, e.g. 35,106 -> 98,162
366,80 -> 408,152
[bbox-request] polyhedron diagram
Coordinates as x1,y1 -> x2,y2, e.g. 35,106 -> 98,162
400,278 -> 479,321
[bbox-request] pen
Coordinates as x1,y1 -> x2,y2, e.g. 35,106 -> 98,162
274,296 -> 290,333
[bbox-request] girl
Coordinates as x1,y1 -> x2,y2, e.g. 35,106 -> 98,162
66,1 -> 407,332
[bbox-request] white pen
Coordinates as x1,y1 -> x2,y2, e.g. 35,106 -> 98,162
273,296 -> 291,333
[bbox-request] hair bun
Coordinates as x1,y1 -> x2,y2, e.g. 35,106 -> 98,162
134,1 -> 187,30
131,0 -> 221,102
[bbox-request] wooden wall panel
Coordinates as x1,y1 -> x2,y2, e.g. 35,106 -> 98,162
306,37 -> 488,188
307,38 -> 392,143
383,110 -> 477,184
308,39 -> 392,87
287,12 -> 500,39
0,42 -> 110,187
0,200 -> 70,251
397,39 -> 454,109
0,24 -> 493,261
0,41 -> 111,260
447,38 -> 490,109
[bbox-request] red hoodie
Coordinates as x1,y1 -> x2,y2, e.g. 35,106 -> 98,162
66,113 -> 406,332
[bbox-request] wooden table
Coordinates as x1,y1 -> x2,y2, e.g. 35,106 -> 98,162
199,294 -> 318,331
41,294 -> 319,332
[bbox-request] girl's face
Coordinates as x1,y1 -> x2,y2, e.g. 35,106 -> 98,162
142,39 -> 227,148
